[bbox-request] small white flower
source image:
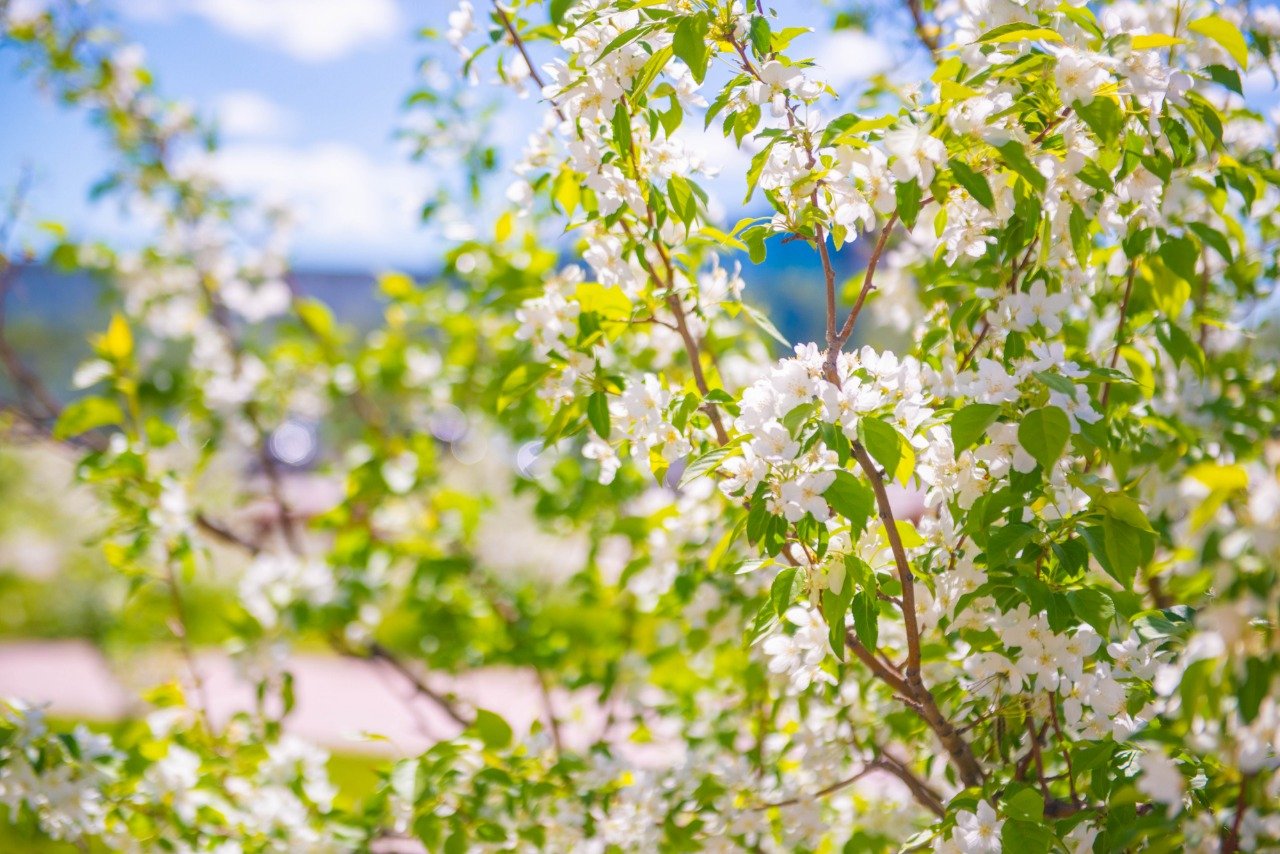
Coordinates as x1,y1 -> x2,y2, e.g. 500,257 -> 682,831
1136,750 -> 1184,812
955,800 -> 1003,853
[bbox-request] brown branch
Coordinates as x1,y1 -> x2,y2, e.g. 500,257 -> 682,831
1015,719 -> 1051,780
532,664 -> 564,759
362,641 -> 473,729
845,630 -> 911,696
194,512 -> 262,555
874,750 -> 947,818
1222,773 -> 1251,854
818,226 -> 838,352
850,441 -> 921,676
195,274 -> 306,555
823,215 -> 897,383
163,557 -> 214,733
903,0 -> 940,56
1026,709 -> 1049,799
666,293 -> 729,444
958,240 -> 1038,371
1,187 -> 225,737
492,1 -> 566,123
618,219 -> 730,446
755,766 -> 875,810
1048,693 -> 1079,806
1099,260 -> 1137,409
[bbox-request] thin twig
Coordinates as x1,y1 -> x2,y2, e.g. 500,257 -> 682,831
959,240 -> 1038,371
903,0 -> 940,56
1026,707 -> 1049,799
874,750 -> 947,818
492,1 -> 566,122
363,641 -> 473,728
1222,773 -> 1250,853
163,558 -> 214,733
754,766 -> 875,810
823,215 -> 897,383
1048,693 -> 1078,806
850,442 -> 921,677
532,665 -> 564,759
1100,260 -> 1137,409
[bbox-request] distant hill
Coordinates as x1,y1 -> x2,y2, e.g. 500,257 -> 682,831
3,235 -> 863,397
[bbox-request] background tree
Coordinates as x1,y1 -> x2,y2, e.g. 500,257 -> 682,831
1,0 -> 1279,851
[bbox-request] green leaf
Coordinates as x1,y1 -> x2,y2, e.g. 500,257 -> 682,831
1076,160 -> 1113,193
857,418 -> 902,477
1067,587 -> 1116,635
997,142 -> 1047,192
611,102 -> 633,158
823,470 -> 874,534
101,313 -> 133,362
1005,786 -> 1045,821
948,158 -> 994,210
1188,15 -> 1249,69
673,13 -> 711,83
1238,658 -> 1269,723
472,709 -> 513,750
1073,96 -> 1123,147
1187,221 -> 1232,262
598,23 -> 654,58
1001,818 -> 1054,854
53,396 -> 125,440
949,403 -> 1001,456
978,23 -> 1063,43
1017,406 -> 1070,470
749,15 -> 771,58
1101,515 -> 1141,590
746,493 -> 769,545
1159,234 -> 1198,282
587,391 -> 611,439
1096,491 -> 1155,532
770,567 -> 798,618
1204,63 -> 1242,95
821,578 -> 854,660
851,589 -> 879,649
741,302 -> 791,347
668,175 -> 700,226
895,179 -> 923,229
1156,320 -> 1205,376
680,444 -> 734,488
1180,92 -> 1224,149
549,0 -> 575,25
742,226 -> 767,264
295,297 -> 335,340
1069,204 -> 1090,265
1035,370 -> 1077,395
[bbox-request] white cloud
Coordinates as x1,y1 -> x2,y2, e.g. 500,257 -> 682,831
185,0 -> 401,62
188,141 -> 432,264
808,29 -> 894,89
213,90 -> 293,139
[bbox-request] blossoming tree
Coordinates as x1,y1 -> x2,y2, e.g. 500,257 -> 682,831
2,0 -> 1280,850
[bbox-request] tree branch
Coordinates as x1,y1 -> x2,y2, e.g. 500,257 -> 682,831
755,766 -> 875,810
1100,260 -> 1137,409
823,215 -> 897,383
361,641 -> 473,729
492,1 -> 566,123
874,749 -> 947,817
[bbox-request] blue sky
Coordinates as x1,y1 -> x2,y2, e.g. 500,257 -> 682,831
23,2 -> 1277,273
1,0 -> 922,271
2,0 -> 446,269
